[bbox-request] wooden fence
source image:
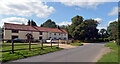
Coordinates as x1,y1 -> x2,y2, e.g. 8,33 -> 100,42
0,39 -> 60,54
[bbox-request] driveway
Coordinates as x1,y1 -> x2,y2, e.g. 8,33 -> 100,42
43,43 -> 77,49
10,42 -> 110,62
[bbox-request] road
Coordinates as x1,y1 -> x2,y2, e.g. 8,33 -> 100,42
11,42 -> 110,62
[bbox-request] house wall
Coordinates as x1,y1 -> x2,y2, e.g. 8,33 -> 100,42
32,32 -> 39,40
4,29 -> 68,40
4,30 -> 40,40
18,31 -> 39,40
4,30 -> 11,40
45,32 -> 68,40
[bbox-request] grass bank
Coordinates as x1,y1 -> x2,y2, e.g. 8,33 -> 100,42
70,41 -> 83,46
97,42 -> 119,64
0,43 -> 63,62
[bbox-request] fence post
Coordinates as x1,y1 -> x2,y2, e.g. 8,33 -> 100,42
41,40 -> 43,49
29,40 -> 31,51
50,40 -> 52,48
12,40 -> 14,53
57,40 -> 59,48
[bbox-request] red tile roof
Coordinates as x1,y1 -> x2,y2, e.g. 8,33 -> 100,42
4,23 -> 68,33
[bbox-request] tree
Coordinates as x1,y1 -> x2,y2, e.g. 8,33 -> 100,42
27,20 -> 31,26
68,15 -> 84,39
68,15 -> 99,41
107,21 -> 118,41
27,19 -> 37,26
79,19 -> 99,40
100,28 -> 106,40
31,19 -> 37,26
22,23 -> 25,25
118,12 -> 120,45
41,19 -> 57,28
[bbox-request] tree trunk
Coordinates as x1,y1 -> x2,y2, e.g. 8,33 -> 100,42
118,4 -> 120,45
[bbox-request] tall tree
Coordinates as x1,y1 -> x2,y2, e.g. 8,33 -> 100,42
107,21 -> 118,41
118,12 -> 120,45
68,15 -> 99,41
41,19 -> 57,28
68,15 -> 84,39
27,19 -> 37,26
31,19 -> 37,26
79,19 -> 98,40
100,28 -> 106,40
27,20 -> 31,26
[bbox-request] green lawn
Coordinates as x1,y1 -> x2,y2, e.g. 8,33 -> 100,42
97,42 -> 119,64
70,43 -> 83,46
0,43 -> 63,62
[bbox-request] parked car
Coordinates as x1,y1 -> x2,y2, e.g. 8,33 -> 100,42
7,38 -> 24,43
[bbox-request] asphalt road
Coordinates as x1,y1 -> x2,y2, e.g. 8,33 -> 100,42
11,42 -> 110,62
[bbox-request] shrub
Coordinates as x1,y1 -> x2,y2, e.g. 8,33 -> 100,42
71,40 -> 74,43
104,38 -> 109,42
34,40 -> 40,42
78,41 -> 82,43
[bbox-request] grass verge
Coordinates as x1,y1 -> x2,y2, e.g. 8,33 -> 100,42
70,43 -> 83,46
97,42 -> 119,64
0,43 -> 63,63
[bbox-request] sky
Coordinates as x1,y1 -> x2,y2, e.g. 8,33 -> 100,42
0,0 -> 119,30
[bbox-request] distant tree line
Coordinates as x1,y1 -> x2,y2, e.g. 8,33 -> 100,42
23,15 -> 119,43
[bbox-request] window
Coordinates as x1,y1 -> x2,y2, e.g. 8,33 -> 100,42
64,34 -> 66,36
12,36 -> 18,39
54,37 -> 56,40
49,33 -> 52,35
12,30 -> 18,33
59,38 -> 61,39
64,38 -> 66,40
39,37 -> 42,40
39,32 -> 42,35
59,33 -> 61,35
49,37 -> 51,39
54,33 -> 56,35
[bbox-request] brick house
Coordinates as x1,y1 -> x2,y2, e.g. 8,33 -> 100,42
3,23 -> 68,41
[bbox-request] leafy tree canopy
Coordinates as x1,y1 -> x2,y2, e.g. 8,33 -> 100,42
41,19 -> 57,28
68,15 -> 99,41
107,21 -> 118,40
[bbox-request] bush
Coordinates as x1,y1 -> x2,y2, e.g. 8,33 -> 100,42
71,40 -> 74,43
78,41 -> 82,43
104,38 -> 109,42
70,43 -> 83,46
34,40 -> 40,42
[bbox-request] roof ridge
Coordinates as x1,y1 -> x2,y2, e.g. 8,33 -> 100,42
4,23 -> 68,33
4,23 -> 30,27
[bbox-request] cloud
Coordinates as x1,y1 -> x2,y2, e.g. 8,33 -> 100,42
57,21 -> 72,26
97,24 -> 108,30
97,26 -> 107,30
0,17 -> 28,27
61,2 -> 103,8
108,18 -> 118,25
42,0 -> 119,2
58,0 -> 105,8
94,18 -> 103,23
0,0 -> 55,18
108,7 -> 118,16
